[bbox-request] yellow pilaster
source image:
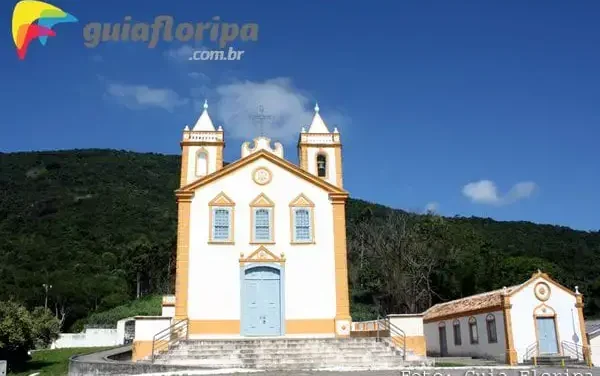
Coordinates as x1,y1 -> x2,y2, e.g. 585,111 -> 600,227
334,145 -> 343,188
331,193 -> 351,336
180,145 -> 189,187
501,294 -> 518,365
576,293 -> 591,366
174,192 -> 193,319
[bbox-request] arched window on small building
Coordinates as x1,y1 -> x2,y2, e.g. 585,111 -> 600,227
486,314 -> 498,343
468,316 -> 479,344
453,319 -> 462,346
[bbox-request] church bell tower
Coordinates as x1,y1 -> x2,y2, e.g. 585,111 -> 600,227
179,100 -> 225,187
298,103 -> 343,188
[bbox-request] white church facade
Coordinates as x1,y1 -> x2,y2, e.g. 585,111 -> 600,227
423,271 -> 590,365
132,102 -> 351,359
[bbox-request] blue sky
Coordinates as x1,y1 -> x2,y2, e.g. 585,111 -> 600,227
2,0 -> 599,231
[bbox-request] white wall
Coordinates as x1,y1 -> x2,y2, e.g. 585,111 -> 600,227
134,317 -> 172,341
510,277 -> 582,363
590,336 -> 600,366
388,314 -> 424,337
187,157 -> 337,324
51,328 -> 120,349
424,310 -> 505,361
162,305 -> 175,318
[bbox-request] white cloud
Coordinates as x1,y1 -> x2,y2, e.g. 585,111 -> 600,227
164,44 -> 208,62
462,180 -> 537,206
105,83 -> 189,112
164,45 -> 195,62
425,202 -> 439,213
214,78 -> 349,143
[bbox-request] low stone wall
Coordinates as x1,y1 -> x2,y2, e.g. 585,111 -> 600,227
68,346 -> 210,376
52,328 -> 120,349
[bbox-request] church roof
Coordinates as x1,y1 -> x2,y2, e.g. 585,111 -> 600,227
307,103 -> 331,133
423,285 -> 521,322
176,149 -> 348,196
192,100 -> 216,131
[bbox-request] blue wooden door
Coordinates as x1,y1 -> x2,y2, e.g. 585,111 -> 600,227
243,266 -> 281,336
537,317 -> 558,354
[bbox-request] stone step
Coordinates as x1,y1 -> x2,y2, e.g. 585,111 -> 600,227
154,360 -> 406,370
168,345 -> 398,352
156,353 -> 403,362
162,350 -> 398,358
179,339 -> 378,345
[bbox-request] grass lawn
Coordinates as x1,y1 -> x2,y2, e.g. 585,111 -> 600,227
9,347 -> 111,376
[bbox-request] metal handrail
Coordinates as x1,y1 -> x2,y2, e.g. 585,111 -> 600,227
524,340 -> 539,364
151,318 -> 189,362
375,316 -> 407,360
561,340 -> 584,361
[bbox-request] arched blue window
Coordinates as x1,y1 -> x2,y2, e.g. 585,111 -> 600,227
213,208 -> 231,241
253,208 -> 272,241
293,208 -> 312,242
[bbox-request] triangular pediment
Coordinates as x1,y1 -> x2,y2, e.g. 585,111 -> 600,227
240,246 -> 285,264
208,192 -> 235,206
250,193 -> 274,207
289,193 -> 315,207
176,150 -> 347,196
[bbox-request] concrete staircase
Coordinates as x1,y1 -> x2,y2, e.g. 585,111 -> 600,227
151,337 -> 429,370
522,355 -> 586,366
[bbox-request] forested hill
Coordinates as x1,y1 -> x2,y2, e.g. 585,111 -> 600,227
1,149 -> 600,330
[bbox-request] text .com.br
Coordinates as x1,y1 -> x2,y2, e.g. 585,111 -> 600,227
190,47 -> 245,61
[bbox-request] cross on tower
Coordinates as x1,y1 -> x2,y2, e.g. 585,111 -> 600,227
249,105 -> 273,137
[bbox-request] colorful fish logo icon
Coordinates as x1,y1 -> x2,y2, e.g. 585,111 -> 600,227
12,0 -> 78,60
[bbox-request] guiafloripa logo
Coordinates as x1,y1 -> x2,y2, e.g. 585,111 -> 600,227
12,0 -> 78,60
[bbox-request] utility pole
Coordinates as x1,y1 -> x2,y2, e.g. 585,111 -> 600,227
42,283 -> 52,310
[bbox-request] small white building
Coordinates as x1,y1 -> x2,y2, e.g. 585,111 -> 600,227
423,271 -> 589,365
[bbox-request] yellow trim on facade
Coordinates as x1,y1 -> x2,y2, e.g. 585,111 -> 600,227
179,146 -> 189,187
132,340 -> 154,362
289,194 -> 316,245
576,294 -> 591,365
402,336 -> 427,356
208,192 -> 236,244
177,150 -> 347,195
501,294 -> 517,365
286,319 -> 335,334
331,195 -> 351,329
252,166 -> 273,185
299,145 -> 308,171
187,319 -> 336,335
174,196 -> 192,319
239,246 -> 285,265
189,320 -> 241,334
334,145 -> 344,188
249,193 -> 275,244
216,144 -> 224,170
509,271 -> 577,298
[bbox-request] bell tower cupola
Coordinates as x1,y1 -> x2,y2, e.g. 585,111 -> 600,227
179,100 -> 225,187
298,103 -> 343,188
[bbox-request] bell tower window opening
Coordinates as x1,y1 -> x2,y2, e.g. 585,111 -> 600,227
316,153 -> 327,178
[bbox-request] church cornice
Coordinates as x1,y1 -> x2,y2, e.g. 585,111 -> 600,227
175,149 -> 348,196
